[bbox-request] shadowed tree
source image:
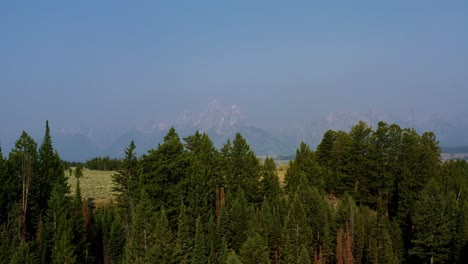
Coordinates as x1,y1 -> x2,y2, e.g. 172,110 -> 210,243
140,127 -> 189,224
37,121 -> 64,218
192,215 -> 206,264
8,131 -> 38,241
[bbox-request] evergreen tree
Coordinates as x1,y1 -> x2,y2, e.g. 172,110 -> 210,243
173,201 -> 192,263
0,148 -> 8,223
260,157 -> 282,203
148,208 -> 174,262
329,131 -> 352,196
185,131 -> 220,221
225,250 -> 242,264
298,244 -> 312,264
112,140 -> 139,205
368,122 -> 398,210
74,165 -> 83,179
43,172 -> 72,264
51,218 -> 76,264
0,204 -> 21,263
261,199 -> 283,263
124,191 -> 155,263
282,194 -> 312,263
295,185 -> 333,262
218,238 -> 229,264
347,121 -> 373,204
187,158 -> 212,224
37,121 -> 64,218
107,212 -> 125,264
71,179 -> 92,264
285,142 -> 321,193
409,179 -> 455,263
229,190 -> 249,252
229,133 -> 261,203
239,232 -> 270,264
192,215 -> 206,264
140,127 -> 189,224
8,131 -> 38,240
10,240 -> 35,264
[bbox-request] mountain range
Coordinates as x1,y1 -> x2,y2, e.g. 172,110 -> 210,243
49,101 -> 468,161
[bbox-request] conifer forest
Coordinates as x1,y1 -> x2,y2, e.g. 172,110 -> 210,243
0,120 -> 467,264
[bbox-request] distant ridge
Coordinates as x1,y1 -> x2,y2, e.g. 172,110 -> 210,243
442,146 -> 468,154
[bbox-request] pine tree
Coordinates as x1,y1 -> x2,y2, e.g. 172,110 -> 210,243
410,179 -> 455,263
43,172 -> 71,263
329,131 -> 352,196
239,232 -> 270,263
8,131 -> 38,240
0,148 -> 8,223
282,194 -> 312,263
51,218 -> 76,264
185,132 -> 221,222
229,190 -> 249,252
107,212 -> 125,264
347,121 -> 373,204
298,244 -> 312,264
187,158 -> 212,224
37,121 -> 64,218
10,240 -> 35,264
218,238 -> 229,264
140,127 -> 189,224
173,200 -> 192,263
112,140 -> 138,205
192,215 -> 206,264
229,133 -> 261,203
124,190 -> 155,263
71,179 -> 92,263
261,199 -> 283,263
285,142 -> 321,193
260,157 -> 282,203
148,207 -> 174,262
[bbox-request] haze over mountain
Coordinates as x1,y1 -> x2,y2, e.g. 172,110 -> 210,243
1,1 -> 467,160
6,100 -> 465,161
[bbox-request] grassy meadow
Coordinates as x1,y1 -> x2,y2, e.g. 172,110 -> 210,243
66,168 -> 117,206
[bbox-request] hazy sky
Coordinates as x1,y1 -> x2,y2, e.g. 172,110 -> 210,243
1,1 -> 467,147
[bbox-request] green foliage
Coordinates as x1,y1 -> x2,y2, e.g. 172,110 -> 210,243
140,127 -> 189,224
10,240 -> 35,264
51,218 -> 76,264
229,190 -> 249,252
173,201 -> 192,263
2,121 -> 466,264
225,250 -> 242,264
285,142 -> 321,193
282,194 -> 312,263
124,191 -> 155,263
239,232 -> 270,263
409,179 -> 456,263
74,165 -> 83,179
261,157 -> 282,202
192,215 -> 206,264
113,140 -> 139,214
85,156 -> 121,171
226,133 -> 261,203
8,131 -> 38,240
148,208 -> 174,262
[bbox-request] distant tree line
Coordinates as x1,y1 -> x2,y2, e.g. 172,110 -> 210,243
85,157 -> 121,171
62,160 -> 83,171
0,120 -> 466,263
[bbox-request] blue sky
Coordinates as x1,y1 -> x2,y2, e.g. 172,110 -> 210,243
1,1 -> 467,148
